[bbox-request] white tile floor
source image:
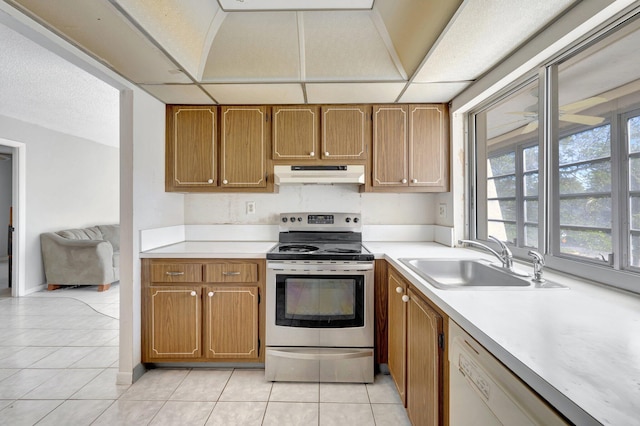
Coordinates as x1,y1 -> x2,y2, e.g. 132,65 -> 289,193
0,284 -> 411,425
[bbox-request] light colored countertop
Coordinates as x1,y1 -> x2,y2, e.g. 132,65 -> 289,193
139,241 -> 277,258
364,242 -> 640,426
140,240 -> 640,425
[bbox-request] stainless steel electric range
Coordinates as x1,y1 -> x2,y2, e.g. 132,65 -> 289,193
265,212 -> 374,383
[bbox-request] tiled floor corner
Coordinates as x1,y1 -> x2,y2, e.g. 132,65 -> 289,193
0,283 -> 411,425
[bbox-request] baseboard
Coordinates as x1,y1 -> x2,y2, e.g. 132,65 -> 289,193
117,363 -> 146,385
24,283 -> 47,295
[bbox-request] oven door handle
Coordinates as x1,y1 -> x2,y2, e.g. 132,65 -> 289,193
267,348 -> 372,361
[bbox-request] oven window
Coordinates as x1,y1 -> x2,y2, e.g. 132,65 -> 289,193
275,274 -> 365,328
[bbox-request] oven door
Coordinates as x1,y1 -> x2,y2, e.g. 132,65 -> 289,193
266,261 -> 374,348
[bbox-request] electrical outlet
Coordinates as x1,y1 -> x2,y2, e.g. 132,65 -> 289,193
438,203 -> 447,218
246,201 -> 256,214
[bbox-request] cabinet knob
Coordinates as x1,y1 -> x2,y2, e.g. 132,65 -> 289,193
207,179 -> 214,184
222,179 -> 228,185
401,179 -> 407,184
325,151 -> 330,156
190,291 -> 196,296
395,286 -> 403,294
402,295 -> 410,303
208,291 -> 214,297
310,151 -> 315,157
412,178 -> 418,183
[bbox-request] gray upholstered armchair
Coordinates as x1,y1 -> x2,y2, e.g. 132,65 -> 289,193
40,224 -> 120,292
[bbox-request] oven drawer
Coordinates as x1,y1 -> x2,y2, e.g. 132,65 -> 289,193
151,263 -> 203,283
205,262 -> 258,283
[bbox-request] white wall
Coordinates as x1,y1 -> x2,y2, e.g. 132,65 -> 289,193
0,154 -> 11,258
186,187 -> 437,224
0,115 -> 119,292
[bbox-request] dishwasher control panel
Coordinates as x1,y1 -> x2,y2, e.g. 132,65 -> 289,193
458,351 -> 491,400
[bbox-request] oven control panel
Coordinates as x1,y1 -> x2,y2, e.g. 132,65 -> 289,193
279,213 -> 361,231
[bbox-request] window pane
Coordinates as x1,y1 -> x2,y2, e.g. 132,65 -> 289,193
560,197 -> 611,228
558,126 -> 610,165
525,200 -> 538,223
488,200 -> 516,221
629,116 -> 640,154
523,146 -> 539,171
630,156 -> 640,191
560,228 -> 611,259
559,161 -> 611,194
488,221 -> 516,244
524,172 -> 538,196
525,225 -> 538,248
487,175 -> 516,198
488,152 -> 516,176
631,233 -> 640,268
631,196 -> 640,231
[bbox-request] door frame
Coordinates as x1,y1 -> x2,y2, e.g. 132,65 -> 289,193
0,138 -> 26,297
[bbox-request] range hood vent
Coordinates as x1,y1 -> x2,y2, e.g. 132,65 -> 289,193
274,165 -> 365,185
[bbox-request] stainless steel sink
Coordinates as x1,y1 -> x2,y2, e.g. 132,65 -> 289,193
399,258 -> 567,290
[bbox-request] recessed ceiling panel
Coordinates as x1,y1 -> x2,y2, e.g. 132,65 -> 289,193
413,0 -> 577,82
202,12 -> 300,82
9,0 -> 192,84
218,0 -> 373,11
304,11 -> 403,81
140,85 -> 216,104
306,83 -> 405,103
116,0 -> 221,78
203,84 -> 304,104
399,82 -> 472,103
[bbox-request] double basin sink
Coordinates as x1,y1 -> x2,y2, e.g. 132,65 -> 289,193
399,258 -> 568,290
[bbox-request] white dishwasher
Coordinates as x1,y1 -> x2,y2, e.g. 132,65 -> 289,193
449,321 -> 568,425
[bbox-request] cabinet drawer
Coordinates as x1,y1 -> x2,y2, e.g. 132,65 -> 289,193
205,263 -> 258,283
151,263 -> 203,283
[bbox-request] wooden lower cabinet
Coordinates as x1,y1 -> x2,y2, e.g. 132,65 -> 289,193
142,258 -> 264,364
407,287 -> 444,426
388,268 -> 407,405
204,285 -> 259,359
386,265 -> 447,426
145,286 -> 202,359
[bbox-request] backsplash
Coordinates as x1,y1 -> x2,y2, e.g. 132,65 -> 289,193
185,184 -> 437,225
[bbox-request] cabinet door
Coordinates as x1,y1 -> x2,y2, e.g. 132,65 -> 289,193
166,106 -> 217,190
406,287 -> 443,426
388,269 -> 407,405
144,286 -> 201,360
373,105 -> 408,187
204,285 -> 259,360
220,106 -> 269,188
409,104 -> 449,190
321,105 -> 369,160
272,106 -> 319,160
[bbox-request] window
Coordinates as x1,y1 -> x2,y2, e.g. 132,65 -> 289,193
471,13 -> 640,292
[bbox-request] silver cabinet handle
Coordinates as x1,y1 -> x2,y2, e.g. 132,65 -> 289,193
165,271 -> 185,276
268,348 -> 372,361
395,286 -> 403,294
190,291 -> 196,296
402,295 -> 409,303
223,271 -> 241,276
401,178 -> 407,184
208,291 -> 214,297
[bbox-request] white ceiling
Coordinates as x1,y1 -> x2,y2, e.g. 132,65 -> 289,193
2,0 -> 580,107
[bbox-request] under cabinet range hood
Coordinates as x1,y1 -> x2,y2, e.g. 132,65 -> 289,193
274,165 -> 365,185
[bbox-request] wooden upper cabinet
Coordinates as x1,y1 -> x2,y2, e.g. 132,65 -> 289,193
409,104 -> 449,191
371,104 -> 449,192
321,105 -> 370,160
220,106 -> 269,188
272,106 -> 319,160
166,106 -> 217,191
373,105 -> 408,186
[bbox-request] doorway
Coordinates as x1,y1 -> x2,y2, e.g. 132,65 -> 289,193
0,149 -> 10,296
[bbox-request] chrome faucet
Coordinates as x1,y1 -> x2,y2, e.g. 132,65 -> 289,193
458,236 -> 528,276
528,250 -> 545,282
